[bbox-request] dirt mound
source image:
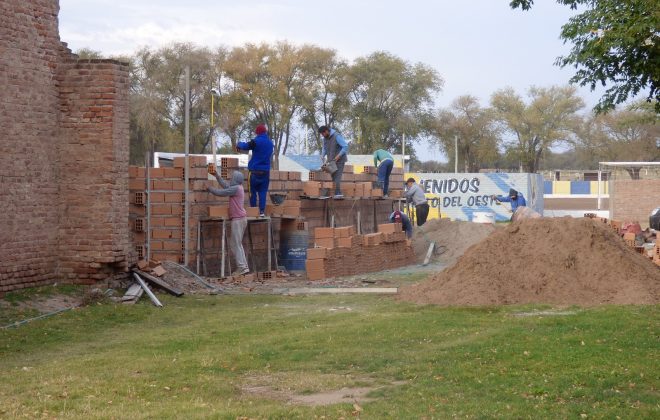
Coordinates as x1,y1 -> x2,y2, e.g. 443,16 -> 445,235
401,217 -> 660,306
412,218 -> 496,267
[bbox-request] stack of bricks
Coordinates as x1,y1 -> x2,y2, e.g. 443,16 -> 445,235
654,243 -> 660,267
304,164 -> 405,198
585,215 -> 660,266
129,156 -> 214,263
305,223 -> 414,280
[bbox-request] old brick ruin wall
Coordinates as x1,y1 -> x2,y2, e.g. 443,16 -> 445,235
0,0 -> 132,292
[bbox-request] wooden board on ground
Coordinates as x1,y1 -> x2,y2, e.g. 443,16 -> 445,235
134,269 -> 184,297
278,287 -> 398,295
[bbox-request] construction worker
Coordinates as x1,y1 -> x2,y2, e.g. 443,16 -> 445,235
237,124 -> 274,217
373,149 -> 394,196
405,177 -> 429,226
390,210 -> 413,238
319,125 -> 349,198
491,188 -> 527,216
207,170 -> 250,276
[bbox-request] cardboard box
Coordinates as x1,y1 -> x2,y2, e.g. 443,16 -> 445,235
208,206 -> 229,218
315,227 -> 335,239
307,247 -> 327,259
315,237 -> 335,249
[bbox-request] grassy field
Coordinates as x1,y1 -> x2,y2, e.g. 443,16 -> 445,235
0,293 -> 657,419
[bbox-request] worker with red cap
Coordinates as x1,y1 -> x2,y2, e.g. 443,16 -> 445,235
237,124 -> 274,217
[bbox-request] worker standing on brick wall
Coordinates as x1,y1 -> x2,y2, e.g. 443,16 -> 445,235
373,149 -> 394,196
491,188 -> 527,220
405,178 -> 430,226
237,124 -> 274,217
319,125 -> 349,198
207,171 -> 250,276
390,210 -> 413,238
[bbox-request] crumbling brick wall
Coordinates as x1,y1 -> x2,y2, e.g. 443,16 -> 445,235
609,180 -> 660,228
0,0 -> 131,292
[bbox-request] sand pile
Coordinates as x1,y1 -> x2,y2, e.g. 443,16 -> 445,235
401,217 -> 660,306
412,218 -> 496,267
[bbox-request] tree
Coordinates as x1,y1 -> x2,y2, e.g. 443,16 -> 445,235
224,42 -> 315,167
129,43 -> 218,163
510,0 -> 660,113
576,101 -> 659,178
490,86 -> 584,173
297,47 -> 352,153
347,51 -> 443,154
431,95 -> 501,172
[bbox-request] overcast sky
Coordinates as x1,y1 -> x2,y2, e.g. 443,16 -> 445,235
59,0 -> 602,161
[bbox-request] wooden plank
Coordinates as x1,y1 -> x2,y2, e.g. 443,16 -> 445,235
132,272 -> 163,307
281,287 -> 398,295
134,269 -> 184,297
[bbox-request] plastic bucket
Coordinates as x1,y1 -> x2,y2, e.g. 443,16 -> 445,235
472,211 -> 495,224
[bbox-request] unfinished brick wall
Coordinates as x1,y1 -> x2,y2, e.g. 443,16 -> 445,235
609,180 -> 660,227
0,0 -> 131,292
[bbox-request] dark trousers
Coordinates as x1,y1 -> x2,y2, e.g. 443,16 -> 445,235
249,171 -> 269,213
377,159 -> 394,195
415,203 -> 430,226
332,160 -> 345,195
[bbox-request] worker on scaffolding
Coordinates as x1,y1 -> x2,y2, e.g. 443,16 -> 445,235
373,149 -> 394,196
237,124 -> 274,217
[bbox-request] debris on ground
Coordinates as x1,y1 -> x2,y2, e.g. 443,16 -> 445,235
400,217 -> 660,306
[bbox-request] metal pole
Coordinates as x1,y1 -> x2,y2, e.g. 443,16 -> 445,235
597,165 -> 602,211
402,133 -> 405,172
184,65 -> 190,267
211,94 -> 216,168
454,135 -> 458,173
146,149 -> 151,261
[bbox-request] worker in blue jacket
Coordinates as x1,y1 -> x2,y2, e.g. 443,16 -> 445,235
237,124 -> 274,217
492,188 -> 527,214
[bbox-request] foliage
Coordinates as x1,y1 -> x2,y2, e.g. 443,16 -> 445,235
347,52 -> 443,154
575,100 -> 659,176
491,86 -> 584,172
129,43 -> 217,163
510,0 -> 660,113
431,95 -> 501,172
0,294 -> 657,418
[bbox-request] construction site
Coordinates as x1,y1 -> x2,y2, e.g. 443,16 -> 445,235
1,1 -> 658,418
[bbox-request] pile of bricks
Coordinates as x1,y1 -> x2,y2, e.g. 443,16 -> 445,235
304,165 -> 406,198
305,223 -> 414,280
586,214 -> 660,266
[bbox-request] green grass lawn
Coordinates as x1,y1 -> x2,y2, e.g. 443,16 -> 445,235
0,294 -> 657,419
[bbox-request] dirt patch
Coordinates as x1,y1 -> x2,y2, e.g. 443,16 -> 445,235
400,218 -> 660,306
240,373 -> 405,406
411,218 -> 496,267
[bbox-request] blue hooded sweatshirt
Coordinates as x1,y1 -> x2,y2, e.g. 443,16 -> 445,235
495,188 -> 527,212
237,133 -> 274,172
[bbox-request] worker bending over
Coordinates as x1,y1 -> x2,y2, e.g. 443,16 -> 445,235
390,210 -> 413,238
237,124 -> 274,217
